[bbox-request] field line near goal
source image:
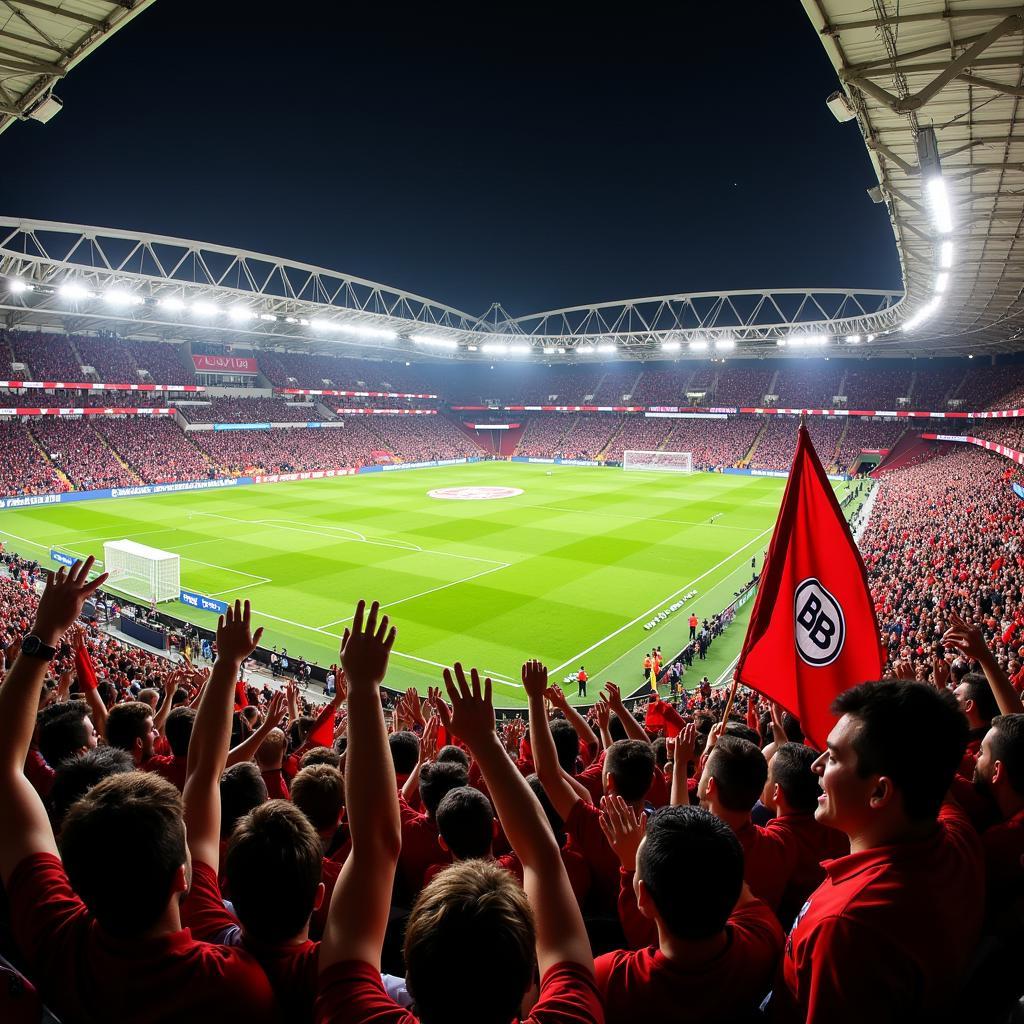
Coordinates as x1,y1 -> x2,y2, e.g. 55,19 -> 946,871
537,505 -> 763,534
550,524 -> 774,674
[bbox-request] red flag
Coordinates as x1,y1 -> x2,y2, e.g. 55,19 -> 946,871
644,699 -> 685,738
307,700 -> 338,748
735,423 -> 883,749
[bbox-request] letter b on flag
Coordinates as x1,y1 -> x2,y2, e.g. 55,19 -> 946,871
794,578 -> 845,667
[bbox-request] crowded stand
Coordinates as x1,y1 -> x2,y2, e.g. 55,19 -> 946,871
748,416 -> 844,471
27,419 -> 141,490
192,425 -> 376,475
665,415 -> 762,468
516,415 -> 573,457
72,334 -> 142,383
556,415 -> 624,460
120,340 -> 195,384
771,365 -> 844,407
834,418 -> 907,471
368,415 -> 480,462
840,366 -> 912,408
177,397 -> 318,424
711,366 -> 774,406
0,420 -> 70,495
96,418 -> 213,484
602,417 -> 675,462
5,331 -> 84,382
911,366 -> 964,409
590,367 -> 644,404
634,366 -> 693,404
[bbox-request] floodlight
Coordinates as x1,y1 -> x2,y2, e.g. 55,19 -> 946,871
228,306 -> 255,322
337,323 -> 398,341
902,297 -> 942,331
158,296 -> 185,312
410,334 -> 458,350
543,346 -> 556,354
689,340 -> 709,352
58,282 -> 91,300
925,176 -> 953,234
866,333 -> 876,342
191,301 -> 219,317
826,90 -> 856,123
940,241 -> 953,268
8,279 -> 32,294
934,272 -> 949,294
714,338 -> 735,351
661,341 -> 681,352
597,343 -> 616,354
284,316 -> 299,324
104,289 -> 142,307
259,313 -> 277,322
846,335 -> 862,344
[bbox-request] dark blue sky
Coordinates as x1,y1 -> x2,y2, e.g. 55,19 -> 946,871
0,1 -> 901,317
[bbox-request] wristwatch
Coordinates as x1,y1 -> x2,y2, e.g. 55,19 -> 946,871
21,634 -> 57,661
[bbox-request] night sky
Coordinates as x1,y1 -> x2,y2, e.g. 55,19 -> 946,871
0,2 -> 901,317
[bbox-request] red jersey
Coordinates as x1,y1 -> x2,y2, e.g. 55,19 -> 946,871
565,798 -> 623,913
7,853 -> 277,1024
775,804 -> 984,1023
595,899 -> 784,1024
498,847 -> 592,908
262,767 -> 290,801
398,796 -> 449,896
181,858 -> 319,1020
315,959 -> 602,1024
981,807 -> 1024,912
765,813 -> 849,928
146,753 -> 188,793
733,820 -> 794,914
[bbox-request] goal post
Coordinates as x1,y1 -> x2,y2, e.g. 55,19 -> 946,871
623,450 -> 693,473
102,540 -> 181,604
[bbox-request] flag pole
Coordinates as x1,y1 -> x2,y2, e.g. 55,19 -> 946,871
721,671 -> 739,726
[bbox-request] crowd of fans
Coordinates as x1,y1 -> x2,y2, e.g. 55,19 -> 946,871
748,417 -> 844,472
178,397 -> 321,424
97,418 -> 213,484
0,421 -> 71,495
5,332 -> 84,382
834,418 -> 907,472
70,334 -> 141,383
28,419 -> 140,490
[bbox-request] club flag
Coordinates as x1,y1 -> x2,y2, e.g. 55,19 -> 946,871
307,699 -> 338,748
734,423 -> 883,749
644,698 -> 685,738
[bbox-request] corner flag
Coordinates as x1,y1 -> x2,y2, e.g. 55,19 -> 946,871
734,423 -> 882,749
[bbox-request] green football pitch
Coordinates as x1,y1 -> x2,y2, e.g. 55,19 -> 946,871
0,463 -> 859,707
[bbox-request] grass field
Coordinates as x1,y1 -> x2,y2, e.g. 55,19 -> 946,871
0,462 -> 859,707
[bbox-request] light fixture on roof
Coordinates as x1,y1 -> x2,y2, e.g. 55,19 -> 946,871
311,318 -> 337,330
714,337 -> 735,352
689,340 -> 709,352
468,344 -> 479,351
917,127 -> 953,236
776,339 -> 787,347
229,306 -> 255,322
58,281 -> 91,300
939,241 -> 954,269
482,343 -> 530,355
191,300 -> 219,317
7,279 -> 33,294
259,313 -> 277,322
337,323 -> 398,341
902,297 -> 942,332
934,272 -> 949,294
596,343 -> 616,354
846,335 -> 862,344
866,333 -> 876,342
158,296 -> 185,312
104,289 -> 142,307
410,333 -> 458,350
543,346 -> 556,354
826,90 -> 856,123
661,340 -> 681,352
284,316 -> 299,324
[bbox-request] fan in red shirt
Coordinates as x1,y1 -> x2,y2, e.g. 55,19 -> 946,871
397,760 -> 468,896
0,560 -> 278,1024
316,644 -> 601,1024
697,734 -> 793,915
770,680 -> 984,1023
594,798 -> 784,1024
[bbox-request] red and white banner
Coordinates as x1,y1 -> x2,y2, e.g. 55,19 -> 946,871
0,381 -> 203,392
280,388 -> 438,399
924,432 -> 1024,466
0,407 -> 175,417
335,408 -> 438,415
251,468 -> 358,484
466,423 -> 520,430
192,354 -> 258,374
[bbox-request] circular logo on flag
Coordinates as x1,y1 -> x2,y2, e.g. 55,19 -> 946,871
427,486 -> 524,501
793,578 -> 845,666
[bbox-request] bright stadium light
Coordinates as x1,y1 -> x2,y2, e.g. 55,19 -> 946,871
229,306 -> 255,322
866,333 -> 876,342
311,318 -> 338,330
714,338 -> 735,352
259,313 -> 277,322
940,240 -> 954,268
337,323 -> 398,341
191,300 -> 219,317
902,297 -> 942,331
410,333 -> 458,350
579,345 -> 598,355
776,339 -> 787,347
661,340 -> 681,352
925,176 -> 953,234
468,344 -> 479,351
58,281 -> 92,300
934,272 -> 949,294
543,346 -> 556,354
688,340 -> 708,352
482,343 -> 530,355
846,335 -> 862,344
7,279 -> 33,294
104,289 -> 142,307
158,296 -> 185,312
596,343 -> 616,354
284,316 -> 299,324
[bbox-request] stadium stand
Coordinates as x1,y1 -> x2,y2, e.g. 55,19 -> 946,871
27,419 -> 140,490
748,416 -> 844,471
6,331 -> 83,381
121,340 -> 195,384
71,334 -> 141,383
177,397 -> 318,423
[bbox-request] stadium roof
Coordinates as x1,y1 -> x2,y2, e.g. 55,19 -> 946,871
0,1 -> 155,136
803,1 -> 1024,355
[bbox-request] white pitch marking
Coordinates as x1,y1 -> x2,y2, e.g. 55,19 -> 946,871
550,524 -> 774,673
538,505 -> 762,533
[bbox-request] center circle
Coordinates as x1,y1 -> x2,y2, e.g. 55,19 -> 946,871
428,486 -> 524,501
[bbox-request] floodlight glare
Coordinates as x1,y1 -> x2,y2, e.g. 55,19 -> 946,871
58,282 -> 91,300
597,343 -> 616,354
661,340 -> 681,352
158,296 -> 185,312
337,323 -> 398,341
8,279 -> 32,294
934,272 -> 949,294
714,338 -> 735,351
925,176 -> 953,234
191,301 -> 219,317
410,334 -> 458,350
259,313 -> 277,322
543,346 -> 556,354
228,306 -> 255,322
902,297 -> 942,331
846,335 -> 862,344
689,340 -> 709,352
284,316 -> 299,324
866,333 -> 876,342
940,241 -> 954,269
104,289 -> 142,307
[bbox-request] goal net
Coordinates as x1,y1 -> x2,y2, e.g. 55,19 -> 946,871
623,450 -> 693,473
102,540 -> 180,604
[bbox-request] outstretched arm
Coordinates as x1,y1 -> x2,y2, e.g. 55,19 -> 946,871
183,601 -> 264,871
603,682 -> 650,742
525,662 -> 581,822
443,661 -> 593,975
0,558 -> 106,884
224,690 -> 286,768
943,611 -> 1024,716
320,601 -> 398,974
546,684 -> 600,752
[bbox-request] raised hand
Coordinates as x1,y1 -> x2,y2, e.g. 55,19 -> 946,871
420,715 -> 439,761
216,600 -> 264,664
671,722 -> 697,767
545,684 -> 569,710
404,687 -> 425,726
932,655 -> 951,691
603,681 -> 624,709
334,667 -> 347,703
340,600 -> 396,690
262,689 -> 287,731
942,611 -> 990,663
442,663 -> 496,748
599,794 -> 647,871
595,699 -> 611,732
33,557 -> 108,646
426,685 -> 451,728
521,659 -> 549,700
